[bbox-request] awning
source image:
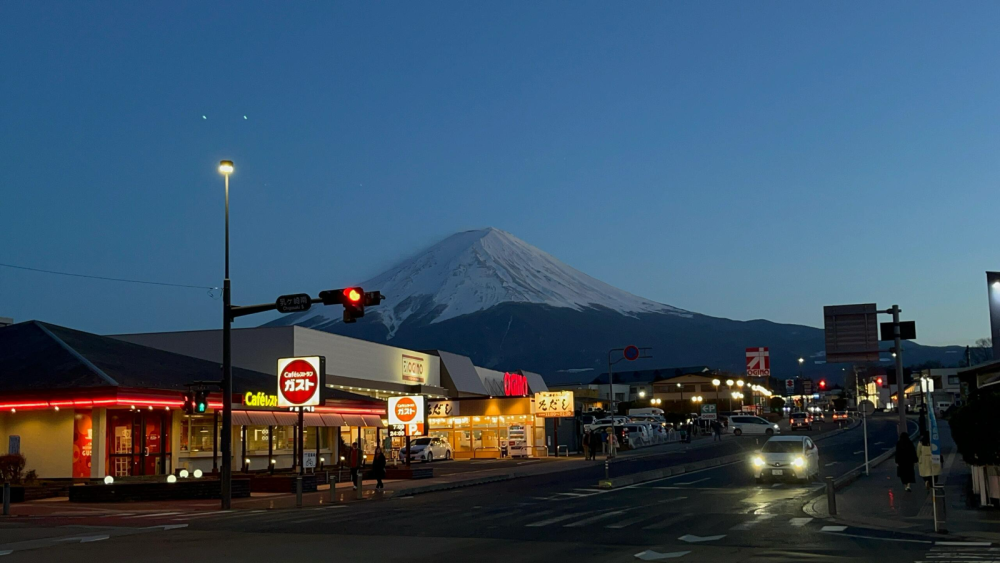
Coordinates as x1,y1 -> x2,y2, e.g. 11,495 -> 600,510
341,414 -> 365,427
321,413 -> 346,427
303,413 -> 325,427
362,415 -> 385,428
246,411 -> 277,426
231,411 -> 252,426
272,412 -> 299,426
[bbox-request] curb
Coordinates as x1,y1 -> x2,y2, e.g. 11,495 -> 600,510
388,473 -> 517,498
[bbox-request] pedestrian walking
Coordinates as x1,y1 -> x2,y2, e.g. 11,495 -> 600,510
582,430 -> 591,460
894,432 -> 918,492
600,428 -> 608,455
372,446 -> 387,490
349,441 -> 360,490
609,430 -> 619,457
917,434 -> 940,490
711,419 -> 722,442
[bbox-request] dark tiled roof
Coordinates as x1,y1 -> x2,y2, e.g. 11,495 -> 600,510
590,366 -> 713,385
0,321 -> 379,405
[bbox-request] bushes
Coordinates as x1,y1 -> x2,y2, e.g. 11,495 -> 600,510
0,454 -> 26,483
950,390 -> 1000,466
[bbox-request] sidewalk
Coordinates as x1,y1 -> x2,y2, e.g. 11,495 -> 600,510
805,420 -> 1000,538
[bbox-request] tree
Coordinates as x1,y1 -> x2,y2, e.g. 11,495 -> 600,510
967,338 -> 993,366
769,397 -> 785,418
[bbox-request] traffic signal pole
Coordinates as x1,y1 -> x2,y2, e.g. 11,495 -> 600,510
891,305 -> 907,437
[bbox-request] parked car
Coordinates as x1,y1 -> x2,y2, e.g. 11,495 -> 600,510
789,412 -> 813,431
730,415 -> 780,436
751,435 -> 819,483
398,436 -> 452,462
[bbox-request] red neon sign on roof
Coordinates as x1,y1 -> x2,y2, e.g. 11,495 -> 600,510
503,372 -> 529,397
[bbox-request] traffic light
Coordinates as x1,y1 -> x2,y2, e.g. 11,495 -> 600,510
318,287 -> 384,323
876,376 -> 884,387
194,390 -> 209,414
182,392 -> 195,415
818,379 -> 827,390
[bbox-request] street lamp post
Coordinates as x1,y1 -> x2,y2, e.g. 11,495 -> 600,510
726,379 -> 734,412
712,379 -> 721,412
218,160 -> 234,510
676,382 -> 683,404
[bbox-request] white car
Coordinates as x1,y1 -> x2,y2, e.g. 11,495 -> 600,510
399,436 -> 452,462
729,415 -> 780,436
751,435 -> 819,483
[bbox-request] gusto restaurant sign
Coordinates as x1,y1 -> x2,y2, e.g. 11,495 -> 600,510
243,391 -> 278,408
388,396 -> 427,436
277,356 -> 325,408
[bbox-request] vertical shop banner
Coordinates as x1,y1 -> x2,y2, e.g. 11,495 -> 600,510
928,404 -> 942,471
73,410 -> 93,478
388,396 -> 427,436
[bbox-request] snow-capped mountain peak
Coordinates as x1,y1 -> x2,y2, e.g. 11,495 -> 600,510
274,228 -> 690,338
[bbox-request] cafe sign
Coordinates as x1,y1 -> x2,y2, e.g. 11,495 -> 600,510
277,356 -> 324,408
243,391 -> 279,408
534,391 -> 574,418
388,396 -> 427,436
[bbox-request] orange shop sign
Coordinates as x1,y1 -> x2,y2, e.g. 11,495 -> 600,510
388,396 -> 427,436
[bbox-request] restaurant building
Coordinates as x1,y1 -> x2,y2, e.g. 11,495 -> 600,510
0,321 -> 385,480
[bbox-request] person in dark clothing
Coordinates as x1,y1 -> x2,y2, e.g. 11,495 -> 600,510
582,430 -> 591,460
895,432 -> 918,492
372,446 -> 387,490
711,420 -> 722,442
349,442 -> 360,490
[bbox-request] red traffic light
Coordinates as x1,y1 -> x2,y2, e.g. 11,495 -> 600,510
343,288 -> 363,303
818,379 -> 827,389
876,377 -> 883,386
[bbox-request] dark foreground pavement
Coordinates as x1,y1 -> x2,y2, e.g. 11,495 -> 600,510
1,415 -> 985,562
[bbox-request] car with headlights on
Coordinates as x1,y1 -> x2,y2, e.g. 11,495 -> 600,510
751,436 -> 819,483
399,436 -> 452,462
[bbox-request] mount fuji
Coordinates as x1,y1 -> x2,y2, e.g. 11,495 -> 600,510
267,228 -> 961,384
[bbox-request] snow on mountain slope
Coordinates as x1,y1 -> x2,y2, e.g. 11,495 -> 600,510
275,228 -> 691,338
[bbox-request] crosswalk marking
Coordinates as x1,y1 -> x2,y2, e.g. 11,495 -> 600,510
729,514 -> 775,530
564,510 -> 626,527
125,512 -> 182,519
526,512 -> 590,527
642,512 -> 694,530
674,478 -> 710,486
605,514 -> 651,529
789,517 -> 813,527
821,525 -> 847,532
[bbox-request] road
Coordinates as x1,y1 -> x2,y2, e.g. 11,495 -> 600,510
0,415 -> 960,562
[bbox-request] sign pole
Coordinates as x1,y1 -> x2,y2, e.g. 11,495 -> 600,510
553,419 -> 559,457
863,409 -> 870,475
297,408 -> 305,475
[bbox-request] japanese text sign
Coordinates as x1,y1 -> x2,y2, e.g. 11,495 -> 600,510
534,391 -> 574,418
277,356 -> 324,408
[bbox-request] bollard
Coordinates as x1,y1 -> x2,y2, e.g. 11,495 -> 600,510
295,476 -> 303,508
2,482 -> 8,516
604,458 -> 610,481
825,476 -> 836,516
355,472 -> 363,500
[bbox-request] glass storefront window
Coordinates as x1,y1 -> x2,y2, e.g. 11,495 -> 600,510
180,415 -> 219,453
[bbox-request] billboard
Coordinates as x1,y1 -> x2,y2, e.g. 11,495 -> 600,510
534,391 -> 574,418
277,356 -> 324,408
746,347 -> 771,377
388,396 -> 428,436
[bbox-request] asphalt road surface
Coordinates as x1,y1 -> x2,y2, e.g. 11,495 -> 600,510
0,415 -> 960,563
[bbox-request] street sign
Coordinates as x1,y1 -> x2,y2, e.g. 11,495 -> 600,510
623,345 -> 640,361
824,304 -> 880,363
880,321 -> 916,341
802,380 -> 813,395
276,356 -> 324,408
276,293 -> 312,314
858,399 -> 875,416
746,347 -> 770,377
785,379 -> 795,393
700,403 -> 717,420
534,391 -> 574,418
303,452 -> 317,469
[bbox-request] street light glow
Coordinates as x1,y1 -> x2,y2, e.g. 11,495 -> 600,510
712,379 -> 720,386
726,379 -> 734,386
218,160 -> 234,174
798,357 -> 804,364
737,380 -> 744,387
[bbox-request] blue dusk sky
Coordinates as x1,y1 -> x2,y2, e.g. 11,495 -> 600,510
1,1 -> 998,345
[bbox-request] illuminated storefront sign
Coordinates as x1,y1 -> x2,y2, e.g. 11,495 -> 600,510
534,391 -> 574,418
504,372 -> 529,397
277,356 -> 324,408
402,354 -> 426,384
243,391 -> 279,408
388,396 -> 427,436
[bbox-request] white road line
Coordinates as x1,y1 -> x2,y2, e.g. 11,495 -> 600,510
789,517 -> 813,527
729,514 -> 775,530
606,514 -> 652,529
820,525 -> 847,532
826,531 -> 931,544
556,492 -> 591,497
125,512 -> 183,519
564,510 -> 626,527
824,462 -> 839,467
0,550 -> 11,556
657,496 -> 688,503
674,478 -> 710,486
643,512 -> 694,530
526,512 -> 589,527
170,511 -> 233,521
934,541 -> 993,546
634,550 -> 691,560
573,488 -> 602,493
102,513 -> 135,518
853,450 -> 864,455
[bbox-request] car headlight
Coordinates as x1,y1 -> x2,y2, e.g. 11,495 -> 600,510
792,457 -> 805,468
752,456 -> 765,467
774,424 -> 780,429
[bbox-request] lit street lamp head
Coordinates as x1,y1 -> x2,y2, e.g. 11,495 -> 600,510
726,379 -> 734,386
219,160 -> 234,174
737,380 -> 744,387
712,379 -> 720,386
798,357 -> 804,364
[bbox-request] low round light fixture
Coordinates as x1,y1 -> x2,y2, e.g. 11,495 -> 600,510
179,469 -> 190,479
104,475 -> 114,485
167,475 -> 177,484
193,469 -> 203,479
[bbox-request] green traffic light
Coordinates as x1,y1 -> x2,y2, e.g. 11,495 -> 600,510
197,402 -> 207,413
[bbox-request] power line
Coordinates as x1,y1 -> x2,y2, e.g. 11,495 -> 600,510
0,262 -> 219,291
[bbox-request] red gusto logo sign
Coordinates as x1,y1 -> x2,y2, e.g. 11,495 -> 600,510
504,372 -> 529,396
277,357 -> 322,407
